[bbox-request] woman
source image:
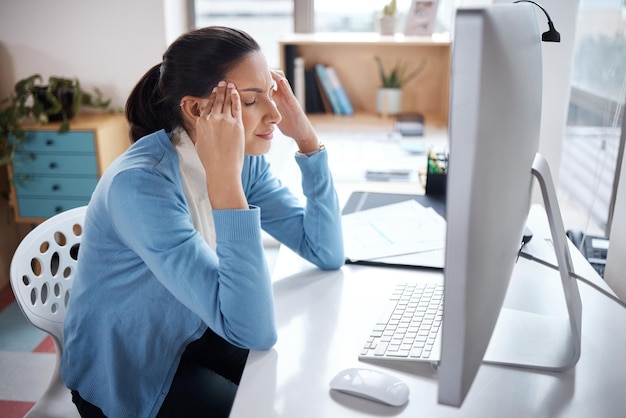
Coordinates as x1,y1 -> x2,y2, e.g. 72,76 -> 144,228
61,26 -> 344,417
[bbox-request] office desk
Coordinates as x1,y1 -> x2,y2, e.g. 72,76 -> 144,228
265,116 -> 448,202
230,205 -> 626,417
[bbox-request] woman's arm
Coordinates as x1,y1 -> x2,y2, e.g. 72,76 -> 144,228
107,167 -> 277,349
243,70 -> 344,270
244,153 -> 345,270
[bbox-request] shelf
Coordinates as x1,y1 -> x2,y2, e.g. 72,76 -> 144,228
280,33 -> 451,125
279,32 -> 451,46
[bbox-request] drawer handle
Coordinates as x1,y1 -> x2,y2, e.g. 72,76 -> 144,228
51,184 -> 60,191
54,206 -> 63,213
49,162 -> 58,169
46,139 -> 55,146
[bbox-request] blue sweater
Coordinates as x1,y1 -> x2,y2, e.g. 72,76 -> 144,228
61,130 -> 344,417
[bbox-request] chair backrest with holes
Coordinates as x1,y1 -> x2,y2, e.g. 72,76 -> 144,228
10,206 -> 87,349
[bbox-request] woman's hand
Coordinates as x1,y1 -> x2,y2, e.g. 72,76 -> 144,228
194,81 -> 248,209
271,70 -> 320,154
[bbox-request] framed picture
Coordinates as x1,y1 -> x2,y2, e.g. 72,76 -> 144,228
404,0 -> 439,36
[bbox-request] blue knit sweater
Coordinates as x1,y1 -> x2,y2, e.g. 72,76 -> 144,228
61,130 -> 344,417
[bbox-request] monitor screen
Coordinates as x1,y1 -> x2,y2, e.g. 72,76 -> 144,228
437,3 -> 581,408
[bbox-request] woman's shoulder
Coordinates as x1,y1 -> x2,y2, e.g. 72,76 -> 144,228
96,130 -> 182,194
116,130 -> 179,172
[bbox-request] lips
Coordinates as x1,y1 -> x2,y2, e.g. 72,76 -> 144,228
257,130 -> 274,140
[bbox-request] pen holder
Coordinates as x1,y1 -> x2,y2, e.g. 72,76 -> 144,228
425,151 -> 448,196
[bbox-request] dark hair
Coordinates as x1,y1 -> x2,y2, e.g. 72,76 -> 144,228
125,26 -> 260,142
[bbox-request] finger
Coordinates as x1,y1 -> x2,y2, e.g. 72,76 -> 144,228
271,70 -> 286,87
200,88 -> 217,120
271,69 -> 285,78
271,71 -> 292,99
230,86 -> 242,121
212,80 -> 227,114
223,82 -> 235,116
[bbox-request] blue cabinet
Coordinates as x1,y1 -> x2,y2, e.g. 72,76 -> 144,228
8,114 -> 129,222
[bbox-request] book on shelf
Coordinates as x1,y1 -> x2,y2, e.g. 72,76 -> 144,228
283,45 -> 296,89
313,69 -> 333,113
300,64 -> 354,115
314,64 -> 342,115
304,68 -> 326,114
293,57 -> 306,108
324,66 -> 354,115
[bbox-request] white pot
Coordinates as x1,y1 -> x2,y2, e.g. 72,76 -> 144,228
377,15 -> 396,35
376,88 -> 403,115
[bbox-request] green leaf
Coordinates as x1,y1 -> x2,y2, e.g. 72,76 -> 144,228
375,56 -> 426,88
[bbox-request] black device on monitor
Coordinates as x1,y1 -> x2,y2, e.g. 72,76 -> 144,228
437,3 -> 582,407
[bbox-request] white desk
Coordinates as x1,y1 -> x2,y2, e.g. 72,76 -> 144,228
265,115 -> 448,203
230,205 -> 626,417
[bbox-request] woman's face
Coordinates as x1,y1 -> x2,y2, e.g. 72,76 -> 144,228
225,51 -> 282,156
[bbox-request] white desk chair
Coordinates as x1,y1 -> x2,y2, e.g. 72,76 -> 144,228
10,206 -> 86,418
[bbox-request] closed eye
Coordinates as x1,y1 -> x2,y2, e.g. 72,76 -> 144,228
241,82 -> 276,106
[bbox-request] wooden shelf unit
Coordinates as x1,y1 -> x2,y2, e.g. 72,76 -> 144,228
279,33 -> 452,126
8,113 -> 129,223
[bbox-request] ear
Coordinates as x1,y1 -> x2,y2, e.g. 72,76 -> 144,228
179,96 -> 207,122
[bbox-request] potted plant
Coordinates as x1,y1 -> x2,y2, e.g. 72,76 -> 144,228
378,0 -> 397,35
374,56 -> 426,116
0,74 -> 111,167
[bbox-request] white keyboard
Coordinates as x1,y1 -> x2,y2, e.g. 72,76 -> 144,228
359,281 -> 444,363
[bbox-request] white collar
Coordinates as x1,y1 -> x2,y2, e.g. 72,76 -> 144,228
172,127 -> 216,249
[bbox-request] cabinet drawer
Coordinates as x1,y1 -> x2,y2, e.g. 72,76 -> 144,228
13,176 -> 97,198
9,131 -> 96,153
12,153 -> 98,176
15,197 -> 90,219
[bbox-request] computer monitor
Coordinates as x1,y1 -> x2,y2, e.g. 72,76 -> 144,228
438,3 -> 582,407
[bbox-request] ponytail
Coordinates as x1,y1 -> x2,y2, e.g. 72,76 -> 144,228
125,63 -> 181,143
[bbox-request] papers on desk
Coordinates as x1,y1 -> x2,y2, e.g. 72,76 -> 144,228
342,199 -> 446,268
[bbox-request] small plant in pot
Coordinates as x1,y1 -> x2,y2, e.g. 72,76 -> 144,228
378,0 -> 398,35
374,56 -> 426,116
0,74 -> 111,166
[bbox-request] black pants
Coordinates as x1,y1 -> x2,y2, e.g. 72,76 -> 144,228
71,328 -> 249,418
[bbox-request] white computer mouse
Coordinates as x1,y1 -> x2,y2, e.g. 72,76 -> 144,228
329,367 -> 410,407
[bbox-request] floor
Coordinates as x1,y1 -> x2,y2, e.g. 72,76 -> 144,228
0,284 -> 55,416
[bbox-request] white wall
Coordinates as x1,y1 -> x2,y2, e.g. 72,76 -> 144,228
0,0 -> 170,109
0,0 -> 174,288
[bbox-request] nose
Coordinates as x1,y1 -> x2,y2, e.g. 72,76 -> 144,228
264,100 -> 282,125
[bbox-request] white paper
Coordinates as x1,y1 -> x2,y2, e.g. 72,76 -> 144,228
342,199 -> 446,262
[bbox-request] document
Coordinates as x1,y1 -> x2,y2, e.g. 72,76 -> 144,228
342,199 -> 446,263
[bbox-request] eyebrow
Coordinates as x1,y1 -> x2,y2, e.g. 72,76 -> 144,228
239,87 -> 263,93
239,82 -> 277,93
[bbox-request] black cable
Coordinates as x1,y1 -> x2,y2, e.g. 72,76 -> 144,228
513,0 -> 561,42
518,251 -> 626,309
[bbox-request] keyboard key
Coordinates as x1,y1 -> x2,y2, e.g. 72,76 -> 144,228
360,282 -> 444,363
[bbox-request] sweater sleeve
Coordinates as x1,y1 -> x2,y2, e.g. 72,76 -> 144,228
244,150 -> 345,270
106,167 -> 277,349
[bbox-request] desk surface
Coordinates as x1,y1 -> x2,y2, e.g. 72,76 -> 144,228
230,205 -> 626,418
265,118 -> 448,203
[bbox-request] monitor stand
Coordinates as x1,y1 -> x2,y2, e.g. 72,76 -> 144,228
484,153 -> 583,371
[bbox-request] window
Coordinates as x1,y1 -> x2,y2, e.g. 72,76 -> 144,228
313,0 -> 453,34
559,0 -> 626,235
193,1 -> 455,67
194,0 -> 294,68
